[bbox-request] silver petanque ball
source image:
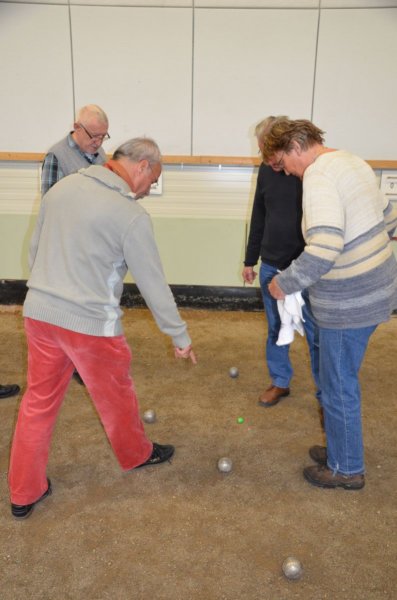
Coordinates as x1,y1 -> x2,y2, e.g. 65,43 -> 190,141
282,557 -> 303,580
229,367 -> 239,378
143,409 -> 156,424
217,457 -> 233,473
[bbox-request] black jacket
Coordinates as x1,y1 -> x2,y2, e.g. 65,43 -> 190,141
244,164 -> 304,270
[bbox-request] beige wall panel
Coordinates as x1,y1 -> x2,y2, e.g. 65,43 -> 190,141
71,0 -> 191,5
322,1 -> 397,6
312,8 -> 397,159
2,0 -> 191,4
70,5 -> 193,154
7,0 -> 397,6
195,1 -> 317,6
193,8 -> 318,156
0,3 -> 74,152
3,0 -> 65,4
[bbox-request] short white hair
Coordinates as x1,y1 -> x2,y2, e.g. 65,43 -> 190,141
76,104 -> 108,126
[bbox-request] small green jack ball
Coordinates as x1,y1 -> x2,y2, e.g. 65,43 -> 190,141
237,417 -> 244,424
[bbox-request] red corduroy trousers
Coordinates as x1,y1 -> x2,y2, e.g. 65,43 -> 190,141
8,318 -> 153,505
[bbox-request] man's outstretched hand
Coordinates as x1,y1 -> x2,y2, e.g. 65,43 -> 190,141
174,345 -> 197,364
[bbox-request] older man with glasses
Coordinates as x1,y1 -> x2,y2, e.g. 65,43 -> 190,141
41,104 -> 110,197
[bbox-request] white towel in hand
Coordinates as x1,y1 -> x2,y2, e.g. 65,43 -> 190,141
276,292 -> 305,346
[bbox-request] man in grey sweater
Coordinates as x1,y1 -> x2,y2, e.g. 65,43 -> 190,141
41,104 -> 110,385
8,137 -> 196,519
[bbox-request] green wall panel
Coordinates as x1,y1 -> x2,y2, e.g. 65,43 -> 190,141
151,217 -> 247,287
0,214 -> 249,288
0,214 -> 36,279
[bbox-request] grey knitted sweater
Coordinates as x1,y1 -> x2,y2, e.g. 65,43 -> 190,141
24,165 -> 191,348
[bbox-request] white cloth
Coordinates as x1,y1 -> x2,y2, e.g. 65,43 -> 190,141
276,291 -> 305,346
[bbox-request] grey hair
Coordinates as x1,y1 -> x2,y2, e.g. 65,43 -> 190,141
76,104 -> 108,126
255,115 -> 288,143
112,137 -> 162,165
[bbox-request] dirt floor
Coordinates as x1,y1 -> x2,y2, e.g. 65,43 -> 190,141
0,306 -> 396,600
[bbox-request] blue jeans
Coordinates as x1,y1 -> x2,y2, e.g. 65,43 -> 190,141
259,262 -> 320,399
320,325 -> 376,475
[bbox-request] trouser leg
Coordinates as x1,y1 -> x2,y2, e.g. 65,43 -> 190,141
259,262 -> 293,387
8,318 -> 74,505
67,332 -> 153,470
320,325 -> 376,475
301,291 -> 321,403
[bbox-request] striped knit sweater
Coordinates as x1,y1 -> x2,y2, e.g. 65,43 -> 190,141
277,150 -> 397,328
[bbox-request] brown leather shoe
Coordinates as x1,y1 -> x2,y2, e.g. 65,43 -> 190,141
258,385 -> 290,408
303,464 -> 365,490
309,445 -> 327,466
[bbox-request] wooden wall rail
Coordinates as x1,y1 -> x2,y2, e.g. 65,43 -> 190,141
0,152 -> 260,166
0,152 -> 396,170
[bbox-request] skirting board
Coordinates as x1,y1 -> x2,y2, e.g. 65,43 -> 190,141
3,280 -> 395,315
0,280 -> 264,312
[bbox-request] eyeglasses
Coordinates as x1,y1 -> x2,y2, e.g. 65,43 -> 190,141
78,122 -> 110,141
146,162 -> 160,185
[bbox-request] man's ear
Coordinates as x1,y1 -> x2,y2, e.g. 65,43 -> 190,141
138,159 -> 149,174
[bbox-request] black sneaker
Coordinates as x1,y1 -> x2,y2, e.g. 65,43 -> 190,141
135,443 -> 175,469
11,478 -> 52,519
0,384 -> 20,399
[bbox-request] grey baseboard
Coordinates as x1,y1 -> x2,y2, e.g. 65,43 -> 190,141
0,280 -> 264,312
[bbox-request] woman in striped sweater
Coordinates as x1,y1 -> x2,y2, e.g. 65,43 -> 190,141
262,118 -> 397,490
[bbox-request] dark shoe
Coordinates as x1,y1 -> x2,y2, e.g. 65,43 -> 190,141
309,445 -> 327,466
303,465 -> 365,490
11,478 -> 52,519
135,443 -> 175,469
0,384 -> 20,399
72,370 -> 85,386
258,385 -> 290,407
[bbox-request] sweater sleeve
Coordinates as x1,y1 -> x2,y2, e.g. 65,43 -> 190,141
123,213 -> 191,349
276,171 -> 345,294
244,165 -> 266,266
41,153 -> 64,197
383,197 -> 397,238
